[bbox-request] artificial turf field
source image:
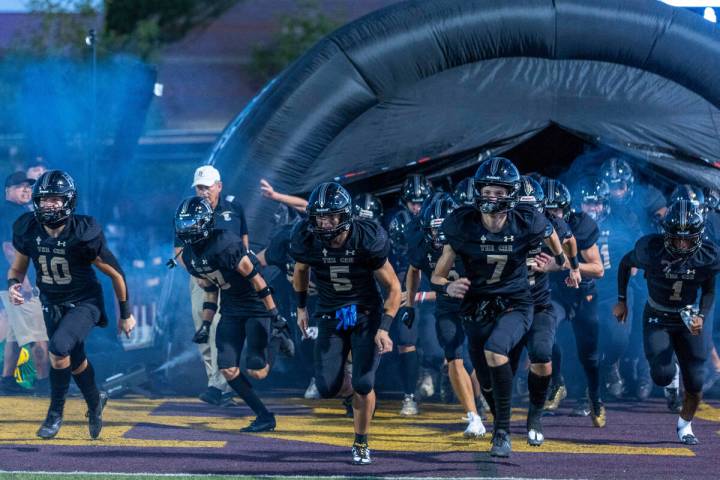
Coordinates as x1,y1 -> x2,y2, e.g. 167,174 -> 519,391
0,395 -> 718,480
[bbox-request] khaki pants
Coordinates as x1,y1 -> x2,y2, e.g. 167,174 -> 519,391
0,291 -> 48,346
190,278 -> 231,392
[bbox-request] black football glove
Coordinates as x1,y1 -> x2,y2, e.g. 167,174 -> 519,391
192,321 -> 211,344
271,313 -> 295,357
397,306 -> 416,329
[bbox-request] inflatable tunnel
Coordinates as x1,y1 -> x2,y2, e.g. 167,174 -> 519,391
208,0 -> 720,245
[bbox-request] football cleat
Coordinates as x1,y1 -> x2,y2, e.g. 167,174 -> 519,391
192,322 -> 211,344
527,405 -> 544,446
400,393 -> 419,416
86,391 -> 108,439
490,429 -> 512,458
304,377 -> 320,399
544,382 -> 567,411
604,362 -> 624,399
665,388 -> 682,413
590,401 -> 606,428
351,442 -> 372,465
418,371 -> 435,399
37,411 -> 63,439
570,397 -> 591,417
240,413 -> 276,432
463,412 -> 486,438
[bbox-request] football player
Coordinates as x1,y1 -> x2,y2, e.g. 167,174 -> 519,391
614,199 -> 720,445
7,170 -> 136,440
176,196 -> 293,433
432,157 -> 580,457
290,182 -> 400,465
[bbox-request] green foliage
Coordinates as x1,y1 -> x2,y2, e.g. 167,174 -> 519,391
249,0 -> 342,85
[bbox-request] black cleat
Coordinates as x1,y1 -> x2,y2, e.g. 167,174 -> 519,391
679,433 -> 699,445
544,382 -> 567,411
604,363 -> 624,399
87,392 -> 108,439
192,322 -> 211,344
570,396 -> 591,417
37,411 -> 63,439
241,413 -> 276,432
351,442 -> 372,465
635,380 -> 653,401
490,429 -> 512,457
527,405 -> 544,447
199,386 -> 223,405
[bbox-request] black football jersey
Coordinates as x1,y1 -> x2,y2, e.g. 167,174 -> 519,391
528,214 -> 571,305
289,218 -> 390,313
624,234 -> 720,310
551,211 -> 600,293
182,230 -> 267,317
443,204 -> 551,301
406,226 -> 465,315
13,213 -> 106,306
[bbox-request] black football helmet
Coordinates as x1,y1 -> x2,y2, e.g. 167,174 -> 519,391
574,176 -> 611,223
600,155 -> 634,203
453,178 -> 476,207
669,184 -> 706,215
541,177 -> 572,220
352,193 -> 384,222
662,199 -> 705,258
388,209 -> 414,254
306,182 -> 353,242
473,157 -> 521,214
32,170 -> 77,228
704,187 -> 720,213
399,174 -> 433,207
517,175 -> 545,213
175,196 -> 214,245
420,193 -> 456,249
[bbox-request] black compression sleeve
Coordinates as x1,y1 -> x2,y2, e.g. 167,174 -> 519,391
617,252 -> 634,302
700,276 -> 716,318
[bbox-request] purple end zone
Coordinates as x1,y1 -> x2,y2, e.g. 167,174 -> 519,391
0,398 -> 717,479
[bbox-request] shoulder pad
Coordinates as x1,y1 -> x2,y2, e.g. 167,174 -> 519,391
354,218 -> 390,256
73,215 -> 103,242
12,212 -> 36,237
633,234 -> 659,265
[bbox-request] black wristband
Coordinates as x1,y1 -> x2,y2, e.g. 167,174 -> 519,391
202,301 -> 218,313
379,313 -> 394,331
569,255 -> 580,270
296,290 -> 308,309
257,286 -> 273,298
430,282 -> 449,294
554,253 -> 566,267
268,307 -> 280,318
7,278 -> 21,289
119,300 -> 132,319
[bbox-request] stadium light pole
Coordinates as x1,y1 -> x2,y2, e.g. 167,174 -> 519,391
84,29 -> 97,213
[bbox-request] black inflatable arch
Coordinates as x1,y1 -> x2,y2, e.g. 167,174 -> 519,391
208,0 -> 720,246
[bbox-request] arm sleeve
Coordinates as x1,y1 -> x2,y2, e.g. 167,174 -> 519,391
617,250 -> 638,301
700,275 -> 716,318
97,237 -> 130,302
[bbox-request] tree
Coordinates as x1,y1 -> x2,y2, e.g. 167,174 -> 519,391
248,1 -> 342,86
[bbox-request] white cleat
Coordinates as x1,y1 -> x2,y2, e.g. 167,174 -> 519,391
463,412 -> 486,438
400,394 -> 419,416
304,377 -> 320,399
528,428 -> 545,446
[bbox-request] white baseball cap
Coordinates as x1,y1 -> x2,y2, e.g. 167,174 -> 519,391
192,165 -> 221,187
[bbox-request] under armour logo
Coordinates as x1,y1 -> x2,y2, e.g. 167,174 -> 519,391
57,241 -> 66,247
686,269 -> 696,275
504,235 -> 514,242
345,250 -> 355,256
648,317 -> 659,324
202,259 -> 208,265
322,248 -> 328,257
36,236 -> 41,245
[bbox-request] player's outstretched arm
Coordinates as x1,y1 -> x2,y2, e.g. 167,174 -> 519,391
260,179 -> 308,213
431,244 -> 469,299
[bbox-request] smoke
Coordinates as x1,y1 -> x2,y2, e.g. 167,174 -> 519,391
152,348 -> 199,374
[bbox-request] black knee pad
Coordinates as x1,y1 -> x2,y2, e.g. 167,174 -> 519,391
528,340 -> 553,365
650,364 -> 676,387
48,334 -> 74,358
352,375 -> 374,396
246,356 -> 266,371
316,377 -> 342,399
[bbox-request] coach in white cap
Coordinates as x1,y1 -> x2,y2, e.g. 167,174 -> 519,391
174,165 -> 249,405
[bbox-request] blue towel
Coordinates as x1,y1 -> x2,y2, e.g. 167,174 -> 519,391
335,305 -> 358,331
